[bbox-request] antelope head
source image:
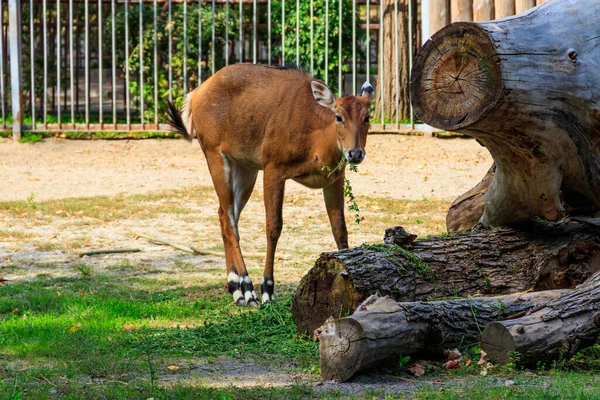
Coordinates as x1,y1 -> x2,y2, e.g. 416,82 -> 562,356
312,81 -> 375,165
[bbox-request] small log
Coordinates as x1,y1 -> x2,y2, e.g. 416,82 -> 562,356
292,221 -> 600,335
77,248 -> 141,257
318,290 -> 570,382
481,270 -> 600,366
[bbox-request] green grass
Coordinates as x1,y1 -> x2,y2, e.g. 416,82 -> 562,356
0,272 -> 319,398
414,372 -> 600,399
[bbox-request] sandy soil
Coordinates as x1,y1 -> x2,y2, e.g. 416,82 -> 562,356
0,135 -> 491,202
0,135 -> 492,397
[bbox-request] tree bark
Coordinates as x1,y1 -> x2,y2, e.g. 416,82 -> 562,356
446,164 -> 495,233
373,0 -> 417,123
411,0 -> 600,227
291,221 -> 600,335
481,270 -> 600,366
473,0 -> 494,21
318,290 -> 570,382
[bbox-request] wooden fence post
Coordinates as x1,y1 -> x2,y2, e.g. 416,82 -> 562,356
515,0 -> 535,13
8,0 -> 22,140
535,0 -> 548,5
451,0 -> 473,22
495,0 -> 515,18
473,0 -> 494,21
430,0 -> 450,36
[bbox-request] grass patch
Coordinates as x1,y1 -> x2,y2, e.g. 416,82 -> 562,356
0,271 -> 318,398
414,371 -> 600,399
0,186 -> 214,222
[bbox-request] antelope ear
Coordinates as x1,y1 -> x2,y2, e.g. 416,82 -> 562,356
311,81 -> 336,111
360,82 -> 375,101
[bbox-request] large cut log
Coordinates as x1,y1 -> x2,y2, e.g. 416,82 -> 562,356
411,0 -> 600,228
318,290 -> 570,382
291,221 -> 600,335
481,270 -> 600,366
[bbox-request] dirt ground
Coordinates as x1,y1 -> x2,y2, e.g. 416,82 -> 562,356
0,135 -> 491,202
0,135 -> 492,396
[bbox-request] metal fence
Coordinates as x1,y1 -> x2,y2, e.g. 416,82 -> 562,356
0,0 -> 541,138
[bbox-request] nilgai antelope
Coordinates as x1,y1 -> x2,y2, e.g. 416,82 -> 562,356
167,63 -> 374,306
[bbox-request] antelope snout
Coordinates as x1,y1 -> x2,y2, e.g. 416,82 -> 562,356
347,149 -> 365,164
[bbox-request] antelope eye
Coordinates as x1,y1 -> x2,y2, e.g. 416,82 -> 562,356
335,115 -> 344,123
364,115 -> 371,123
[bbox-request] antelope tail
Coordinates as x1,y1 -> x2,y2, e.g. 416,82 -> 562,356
166,93 -> 194,142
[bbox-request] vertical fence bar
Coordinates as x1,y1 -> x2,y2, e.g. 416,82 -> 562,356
252,0 -> 256,63
57,0 -> 61,128
337,0 -> 341,96
409,0 -> 414,128
8,0 -> 22,138
30,0 -> 35,129
310,0 -> 314,75
379,0 -> 384,126
183,0 -> 187,94
324,0 -> 328,85
168,0 -> 171,101
211,0 -> 215,73
98,0 -> 102,127
225,0 -> 229,65
154,0 -> 158,124
0,0 -> 4,128
111,0 -> 116,126
281,0 -> 284,65
69,0 -> 74,126
125,0 -> 130,127
394,0 -> 399,126
366,0 -> 369,83
295,0 -> 298,65
85,0 -> 89,127
238,0 -> 241,63
43,0 -> 47,127
267,0 -> 270,65
139,0 -> 143,125
199,0 -> 203,81
352,0 -> 355,94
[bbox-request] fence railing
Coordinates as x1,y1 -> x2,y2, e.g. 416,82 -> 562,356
0,0 -> 544,138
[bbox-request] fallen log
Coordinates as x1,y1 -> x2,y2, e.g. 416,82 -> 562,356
317,290 -> 570,382
481,270 -> 600,366
292,221 -> 600,335
411,0 -> 600,228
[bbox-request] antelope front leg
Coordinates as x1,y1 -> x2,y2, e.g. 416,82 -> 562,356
261,171 -> 286,304
323,176 -> 349,250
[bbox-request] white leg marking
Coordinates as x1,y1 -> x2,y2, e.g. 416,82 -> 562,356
241,275 -> 252,284
262,292 -> 272,303
232,289 -> 244,304
227,271 -> 240,284
245,290 -> 257,303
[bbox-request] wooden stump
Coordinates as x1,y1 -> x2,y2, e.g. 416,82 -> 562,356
411,0 -> 600,229
481,270 -> 600,366
318,290 -> 570,382
291,221 -> 600,335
